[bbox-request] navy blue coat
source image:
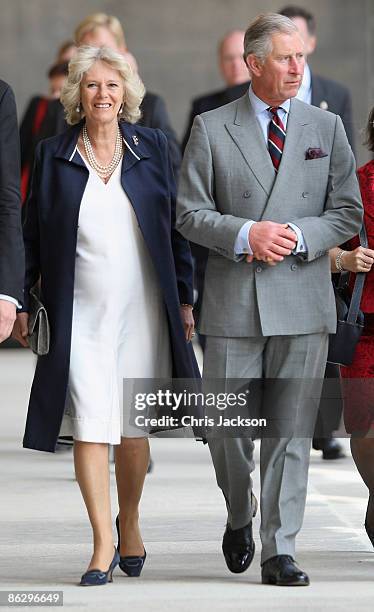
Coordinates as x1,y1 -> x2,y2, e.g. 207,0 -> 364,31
22,120 -> 199,452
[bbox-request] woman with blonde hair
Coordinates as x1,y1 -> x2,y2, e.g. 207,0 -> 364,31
73,12 -> 181,177
13,45 -> 198,586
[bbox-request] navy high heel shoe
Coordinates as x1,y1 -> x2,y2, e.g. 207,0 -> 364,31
80,547 -> 120,586
115,515 -> 147,577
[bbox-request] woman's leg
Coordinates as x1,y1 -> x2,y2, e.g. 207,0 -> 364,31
114,437 -> 149,556
74,441 -> 114,570
350,434 -> 374,527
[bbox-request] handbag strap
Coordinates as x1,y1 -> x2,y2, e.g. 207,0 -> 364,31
346,222 -> 368,324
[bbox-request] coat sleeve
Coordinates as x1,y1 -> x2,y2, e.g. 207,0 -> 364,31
19,142 -> 43,311
0,83 -> 24,303
295,115 -> 363,262
156,129 -> 194,306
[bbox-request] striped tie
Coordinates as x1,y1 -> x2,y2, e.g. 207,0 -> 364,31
268,106 -> 286,172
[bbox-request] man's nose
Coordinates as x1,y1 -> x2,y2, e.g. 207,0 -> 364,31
289,57 -> 303,74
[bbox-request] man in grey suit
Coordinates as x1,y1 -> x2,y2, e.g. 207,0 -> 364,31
177,13 -> 362,586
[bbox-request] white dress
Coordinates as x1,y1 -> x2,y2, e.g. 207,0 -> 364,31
60,151 -> 172,443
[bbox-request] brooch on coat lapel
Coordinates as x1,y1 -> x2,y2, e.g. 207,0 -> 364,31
132,135 -> 139,146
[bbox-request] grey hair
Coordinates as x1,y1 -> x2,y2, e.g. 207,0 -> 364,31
60,45 -> 145,125
243,13 -> 298,63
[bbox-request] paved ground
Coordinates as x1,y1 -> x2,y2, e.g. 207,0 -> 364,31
1,348 -> 373,611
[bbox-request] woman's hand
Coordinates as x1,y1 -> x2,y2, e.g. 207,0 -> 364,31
341,247 -> 374,273
11,313 -> 29,347
180,305 -> 195,342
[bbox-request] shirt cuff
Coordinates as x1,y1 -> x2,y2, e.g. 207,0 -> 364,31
234,220 -> 256,255
0,294 -> 21,308
287,222 -> 307,255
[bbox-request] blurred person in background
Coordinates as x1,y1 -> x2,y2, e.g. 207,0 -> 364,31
279,6 -> 355,150
12,45 -> 198,585
20,55 -> 71,205
329,107 -> 374,547
182,29 -> 250,151
0,80 -> 24,343
74,12 -> 181,177
56,39 -> 77,63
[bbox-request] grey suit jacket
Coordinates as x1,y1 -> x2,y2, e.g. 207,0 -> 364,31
176,94 -> 363,337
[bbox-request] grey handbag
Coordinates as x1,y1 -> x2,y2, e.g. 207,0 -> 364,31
28,286 -> 50,355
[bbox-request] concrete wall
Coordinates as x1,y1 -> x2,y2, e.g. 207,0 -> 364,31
1,0 -> 373,165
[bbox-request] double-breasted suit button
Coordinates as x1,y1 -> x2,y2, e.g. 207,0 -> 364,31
256,266 -> 262,273
243,191 -> 251,198
291,263 -> 298,271
301,192 -> 309,198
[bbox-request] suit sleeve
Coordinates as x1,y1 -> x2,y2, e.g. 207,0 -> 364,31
176,115 -> 249,261
156,129 -> 194,305
19,142 -> 43,311
295,115 -> 363,262
181,101 -> 199,153
0,83 -> 24,303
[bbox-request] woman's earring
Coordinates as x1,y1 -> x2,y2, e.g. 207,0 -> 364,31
118,104 -> 123,115
76,103 -> 81,113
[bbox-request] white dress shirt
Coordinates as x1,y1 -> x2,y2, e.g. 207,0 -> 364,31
0,294 -> 20,307
234,85 -> 306,256
296,63 -> 312,105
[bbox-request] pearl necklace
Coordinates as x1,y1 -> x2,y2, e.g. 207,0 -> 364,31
82,124 -> 123,179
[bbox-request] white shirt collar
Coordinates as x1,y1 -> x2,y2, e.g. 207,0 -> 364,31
296,63 -> 311,103
248,83 -> 291,117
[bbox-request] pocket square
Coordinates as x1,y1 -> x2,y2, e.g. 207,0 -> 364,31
305,147 -> 328,160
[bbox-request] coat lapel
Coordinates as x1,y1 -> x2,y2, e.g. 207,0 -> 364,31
225,94 -> 275,196
119,122 -> 151,175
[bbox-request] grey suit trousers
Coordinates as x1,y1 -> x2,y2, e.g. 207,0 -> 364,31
204,333 -> 329,563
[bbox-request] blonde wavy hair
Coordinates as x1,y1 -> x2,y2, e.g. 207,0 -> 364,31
74,12 -> 126,50
60,46 -> 145,125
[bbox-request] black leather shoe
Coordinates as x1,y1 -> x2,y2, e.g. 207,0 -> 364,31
365,520 -> 374,548
365,498 -> 374,548
261,555 -> 309,586
312,437 -> 345,460
222,521 -> 255,574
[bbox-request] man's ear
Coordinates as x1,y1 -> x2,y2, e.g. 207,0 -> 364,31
245,54 -> 262,77
307,35 -> 317,55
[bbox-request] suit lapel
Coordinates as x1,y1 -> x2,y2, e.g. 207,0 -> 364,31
262,98 -> 313,219
225,94 -> 275,196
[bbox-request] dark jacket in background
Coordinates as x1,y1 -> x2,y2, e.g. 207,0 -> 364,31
0,80 -> 24,303
139,91 -> 181,177
182,81 -> 250,152
311,72 -> 355,153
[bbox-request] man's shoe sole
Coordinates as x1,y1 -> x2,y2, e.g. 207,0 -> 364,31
262,575 -> 310,586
